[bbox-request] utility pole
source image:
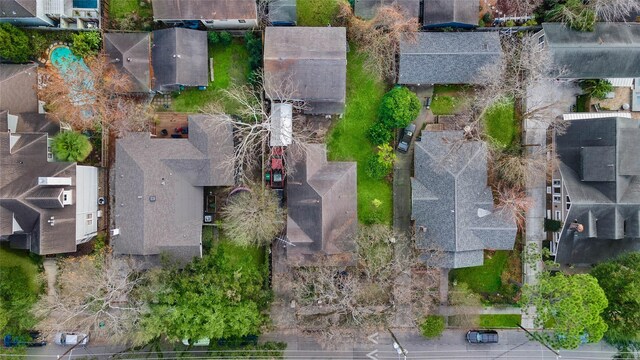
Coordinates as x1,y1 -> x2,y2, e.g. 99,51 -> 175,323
516,324 -> 561,358
388,329 -> 408,360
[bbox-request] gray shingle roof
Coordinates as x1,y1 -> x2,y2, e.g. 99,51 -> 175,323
286,144 -> 357,266
152,0 -> 257,21
555,117 -> 640,265
269,0 -> 296,24
264,27 -> 347,114
354,0 -> 420,20
398,32 -> 502,85
543,23 -> 640,79
423,0 -> 478,27
152,28 -> 208,91
0,0 -> 36,18
104,32 -> 151,93
0,63 -> 38,115
113,115 -> 234,264
412,131 -> 517,269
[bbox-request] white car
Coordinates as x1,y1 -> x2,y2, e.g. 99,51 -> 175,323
182,338 -> 210,346
53,332 -> 89,346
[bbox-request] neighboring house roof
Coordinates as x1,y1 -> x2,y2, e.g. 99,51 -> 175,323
542,23 -> 640,79
354,0 -> 420,20
399,32 -> 502,85
269,0 -> 296,25
151,0 -> 257,21
0,63 -> 39,115
423,0 -> 478,28
412,131 -> 517,269
286,144 -> 357,266
0,111 -> 59,136
264,27 -> 347,114
555,117 -> 640,265
0,0 -> 36,18
151,28 -> 208,91
104,32 -> 151,93
113,115 -> 234,264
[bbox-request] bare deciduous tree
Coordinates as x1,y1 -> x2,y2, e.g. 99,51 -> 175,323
33,253 -> 145,344
589,0 -> 640,21
336,2 -> 419,81
496,0 -> 543,16
494,184 -> 534,227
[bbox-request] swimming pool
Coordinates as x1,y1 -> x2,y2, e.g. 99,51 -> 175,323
50,46 -> 94,106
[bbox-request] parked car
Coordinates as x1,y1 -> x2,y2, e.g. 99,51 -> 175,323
397,123 -> 417,153
182,338 -> 210,346
466,330 -> 498,344
53,332 -> 89,346
3,333 -> 47,348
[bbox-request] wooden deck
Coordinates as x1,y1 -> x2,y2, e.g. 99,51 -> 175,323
151,112 -> 189,138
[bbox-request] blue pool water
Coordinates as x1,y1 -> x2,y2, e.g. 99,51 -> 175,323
50,46 -> 94,106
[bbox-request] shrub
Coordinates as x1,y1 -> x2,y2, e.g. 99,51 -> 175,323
207,31 -> 220,45
368,122 -> 393,145
547,0 -> 596,32
544,218 -> 563,232
378,86 -> 421,129
244,32 -> 263,83
482,12 -> 493,25
365,153 -> 391,180
219,31 -> 232,46
505,20 -> 516,27
580,79 -> 614,100
376,144 -> 395,168
70,31 -> 101,58
51,131 -> 93,162
0,23 -> 32,63
420,315 -> 445,338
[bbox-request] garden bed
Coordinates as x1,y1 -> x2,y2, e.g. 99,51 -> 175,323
326,47 -> 392,225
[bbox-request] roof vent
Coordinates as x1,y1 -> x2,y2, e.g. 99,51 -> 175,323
149,195 -> 156,202
127,57 -> 131,62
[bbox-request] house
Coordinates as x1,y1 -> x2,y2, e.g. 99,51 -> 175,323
286,144 -> 357,266
412,130 -> 517,268
113,115 -> 234,264
151,28 -> 208,92
0,0 -> 100,29
268,0 -> 296,26
151,0 -> 257,29
104,33 -> 152,93
538,23 -> 640,79
423,0 -> 477,29
264,27 -> 347,115
354,0 -> 421,20
398,32 -> 502,85
553,116 -> 640,267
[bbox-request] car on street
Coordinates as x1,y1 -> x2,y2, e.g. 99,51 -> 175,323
3,333 -> 47,347
53,332 -> 89,346
466,330 -> 499,344
397,123 -> 417,153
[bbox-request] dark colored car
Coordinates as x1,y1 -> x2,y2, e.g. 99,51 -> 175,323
3,333 -> 47,348
397,123 -> 417,153
466,330 -> 499,344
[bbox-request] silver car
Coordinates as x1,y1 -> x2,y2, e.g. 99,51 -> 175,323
53,332 -> 89,346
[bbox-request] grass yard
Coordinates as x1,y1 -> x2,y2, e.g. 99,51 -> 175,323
214,237 -> 266,272
450,250 -> 510,294
0,245 -> 40,294
483,97 -> 517,149
479,314 -> 521,328
171,39 -> 249,113
297,0 -> 341,26
109,0 -> 153,21
430,85 -> 469,115
327,48 -> 392,225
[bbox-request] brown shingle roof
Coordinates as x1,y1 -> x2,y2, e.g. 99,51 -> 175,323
104,32 -> 152,93
0,63 -> 38,114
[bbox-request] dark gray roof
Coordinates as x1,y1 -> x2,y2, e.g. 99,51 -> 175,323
264,27 -> 347,114
354,0 -> 420,20
555,117 -> 640,265
398,32 -> 502,85
152,28 -> 208,91
0,64 -> 38,115
269,0 -> 296,25
113,115 -> 234,264
423,0 -> 477,27
104,33 -> 151,93
412,131 -> 517,269
0,0 -> 36,18
152,0 -> 257,21
543,23 -> 640,78
286,144 -> 357,266
0,132 -> 78,255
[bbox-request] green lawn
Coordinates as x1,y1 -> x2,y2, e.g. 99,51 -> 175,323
479,314 -> 521,328
214,237 -> 265,270
109,0 -> 153,20
483,97 -> 517,148
450,250 -> 510,294
430,85 -> 469,115
171,40 -> 249,113
297,0 -> 341,26
0,245 -> 40,294
327,48 -> 392,225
